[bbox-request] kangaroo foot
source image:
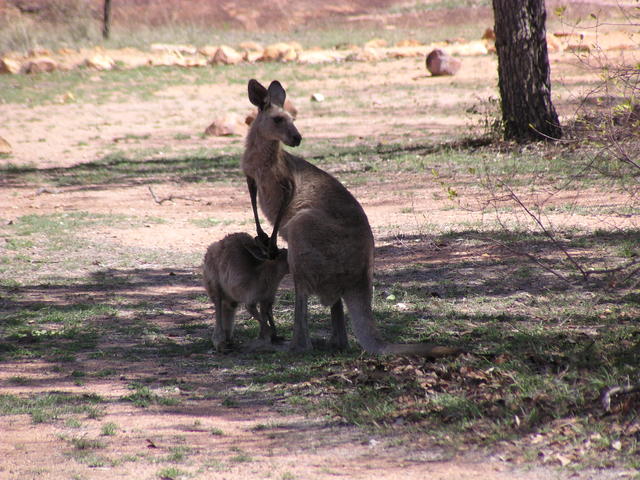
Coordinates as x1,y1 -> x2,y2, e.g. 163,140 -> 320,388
247,338 -> 278,353
329,335 -> 349,352
212,339 -> 235,354
288,338 -> 313,353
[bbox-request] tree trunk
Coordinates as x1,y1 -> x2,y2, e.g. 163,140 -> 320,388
492,0 -> 562,141
102,0 -> 112,40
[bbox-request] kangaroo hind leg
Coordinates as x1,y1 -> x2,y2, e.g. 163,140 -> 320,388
290,288 -> 312,352
212,295 -> 238,353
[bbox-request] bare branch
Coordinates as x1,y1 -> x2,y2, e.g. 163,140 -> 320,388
497,180 -> 590,279
147,186 -> 203,205
600,383 -> 640,413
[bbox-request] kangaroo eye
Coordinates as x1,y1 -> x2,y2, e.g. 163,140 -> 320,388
273,116 -> 284,124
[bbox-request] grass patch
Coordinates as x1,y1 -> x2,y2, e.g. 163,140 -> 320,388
157,467 -> 191,480
189,218 -> 235,228
0,302 -> 114,360
166,446 -> 193,463
0,392 -> 106,424
101,422 -> 118,436
121,383 -> 181,408
69,436 -> 107,450
0,148 -> 242,187
229,447 -> 253,463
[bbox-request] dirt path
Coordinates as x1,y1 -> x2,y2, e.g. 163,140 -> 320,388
0,361 -> 573,480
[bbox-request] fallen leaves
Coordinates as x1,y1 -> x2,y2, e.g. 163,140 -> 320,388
315,354 -> 640,470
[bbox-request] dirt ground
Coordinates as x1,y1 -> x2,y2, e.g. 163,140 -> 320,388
1,2 -> 639,480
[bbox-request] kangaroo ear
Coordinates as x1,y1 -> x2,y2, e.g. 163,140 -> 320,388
244,243 -> 268,262
266,80 -> 286,108
248,79 -> 268,110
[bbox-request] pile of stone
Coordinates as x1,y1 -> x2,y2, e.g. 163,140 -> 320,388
1,30 -> 637,77
0,38 -> 490,76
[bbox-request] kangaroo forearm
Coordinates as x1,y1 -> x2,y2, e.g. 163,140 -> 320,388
246,176 -> 268,240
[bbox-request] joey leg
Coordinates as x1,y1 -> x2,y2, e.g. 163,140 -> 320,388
329,299 -> 348,351
260,300 -> 284,343
290,289 -> 312,352
212,299 -> 237,353
247,303 -> 272,342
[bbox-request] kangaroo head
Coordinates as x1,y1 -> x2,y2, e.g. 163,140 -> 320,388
248,79 -> 302,147
272,247 -> 289,276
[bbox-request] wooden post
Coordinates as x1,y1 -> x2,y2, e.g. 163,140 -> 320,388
102,0 -> 112,40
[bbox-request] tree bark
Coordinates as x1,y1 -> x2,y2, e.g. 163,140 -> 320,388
102,0 -> 112,40
492,0 -> 562,141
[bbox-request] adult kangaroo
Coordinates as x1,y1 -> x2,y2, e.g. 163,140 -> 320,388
242,79 -> 459,357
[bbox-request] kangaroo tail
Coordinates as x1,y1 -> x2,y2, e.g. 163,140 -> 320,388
342,288 -> 461,358
342,289 -> 387,354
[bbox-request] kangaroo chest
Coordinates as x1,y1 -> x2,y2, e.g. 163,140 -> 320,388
255,168 -> 291,226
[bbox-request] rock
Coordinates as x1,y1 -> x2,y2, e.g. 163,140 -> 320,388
311,93 -> 325,102
297,50 -> 340,64
288,41 -> 303,53
22,57 -> 57,74
238,41 -> 263,52
426,49 -> 461,76
210,45 -> 243,65
566,43 -> 590,53
55,91 -> 75,103
0,58 -> 21,74
346,48 -> 381,62
0,137 -> 12,154
238,40 -> 264,62
396,39 -> 423,47
335,42 -> 359,51
244,110 -> 257,126
364,38 -> 387,49
546,34 -> 563,53
204,113 -> 246,136
482,28 -> 496,41
260,43 -> 298,62
198,45 -> 219,58
84,54 -> 115,71
150,43 -> 197,55
446,41 -> 488,56
387,47 -> 423,59
181,57 -> 207,68
28,47 -> 52,57
148,53 -> 183,67
243,50 -> 263,63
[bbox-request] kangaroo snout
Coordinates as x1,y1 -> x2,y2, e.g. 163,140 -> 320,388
286,132 -> 302,147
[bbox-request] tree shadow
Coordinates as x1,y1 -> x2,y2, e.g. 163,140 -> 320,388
0,151 -> 242,190
0,223 -> 637,452
375,228 -> 640,298
0,137 -> 494,190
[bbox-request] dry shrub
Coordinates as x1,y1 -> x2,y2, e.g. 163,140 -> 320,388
1,0 -> 98,52
474,4 -> 639,286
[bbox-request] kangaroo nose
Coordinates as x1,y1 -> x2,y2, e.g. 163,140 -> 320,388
290,133 -> 302,147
